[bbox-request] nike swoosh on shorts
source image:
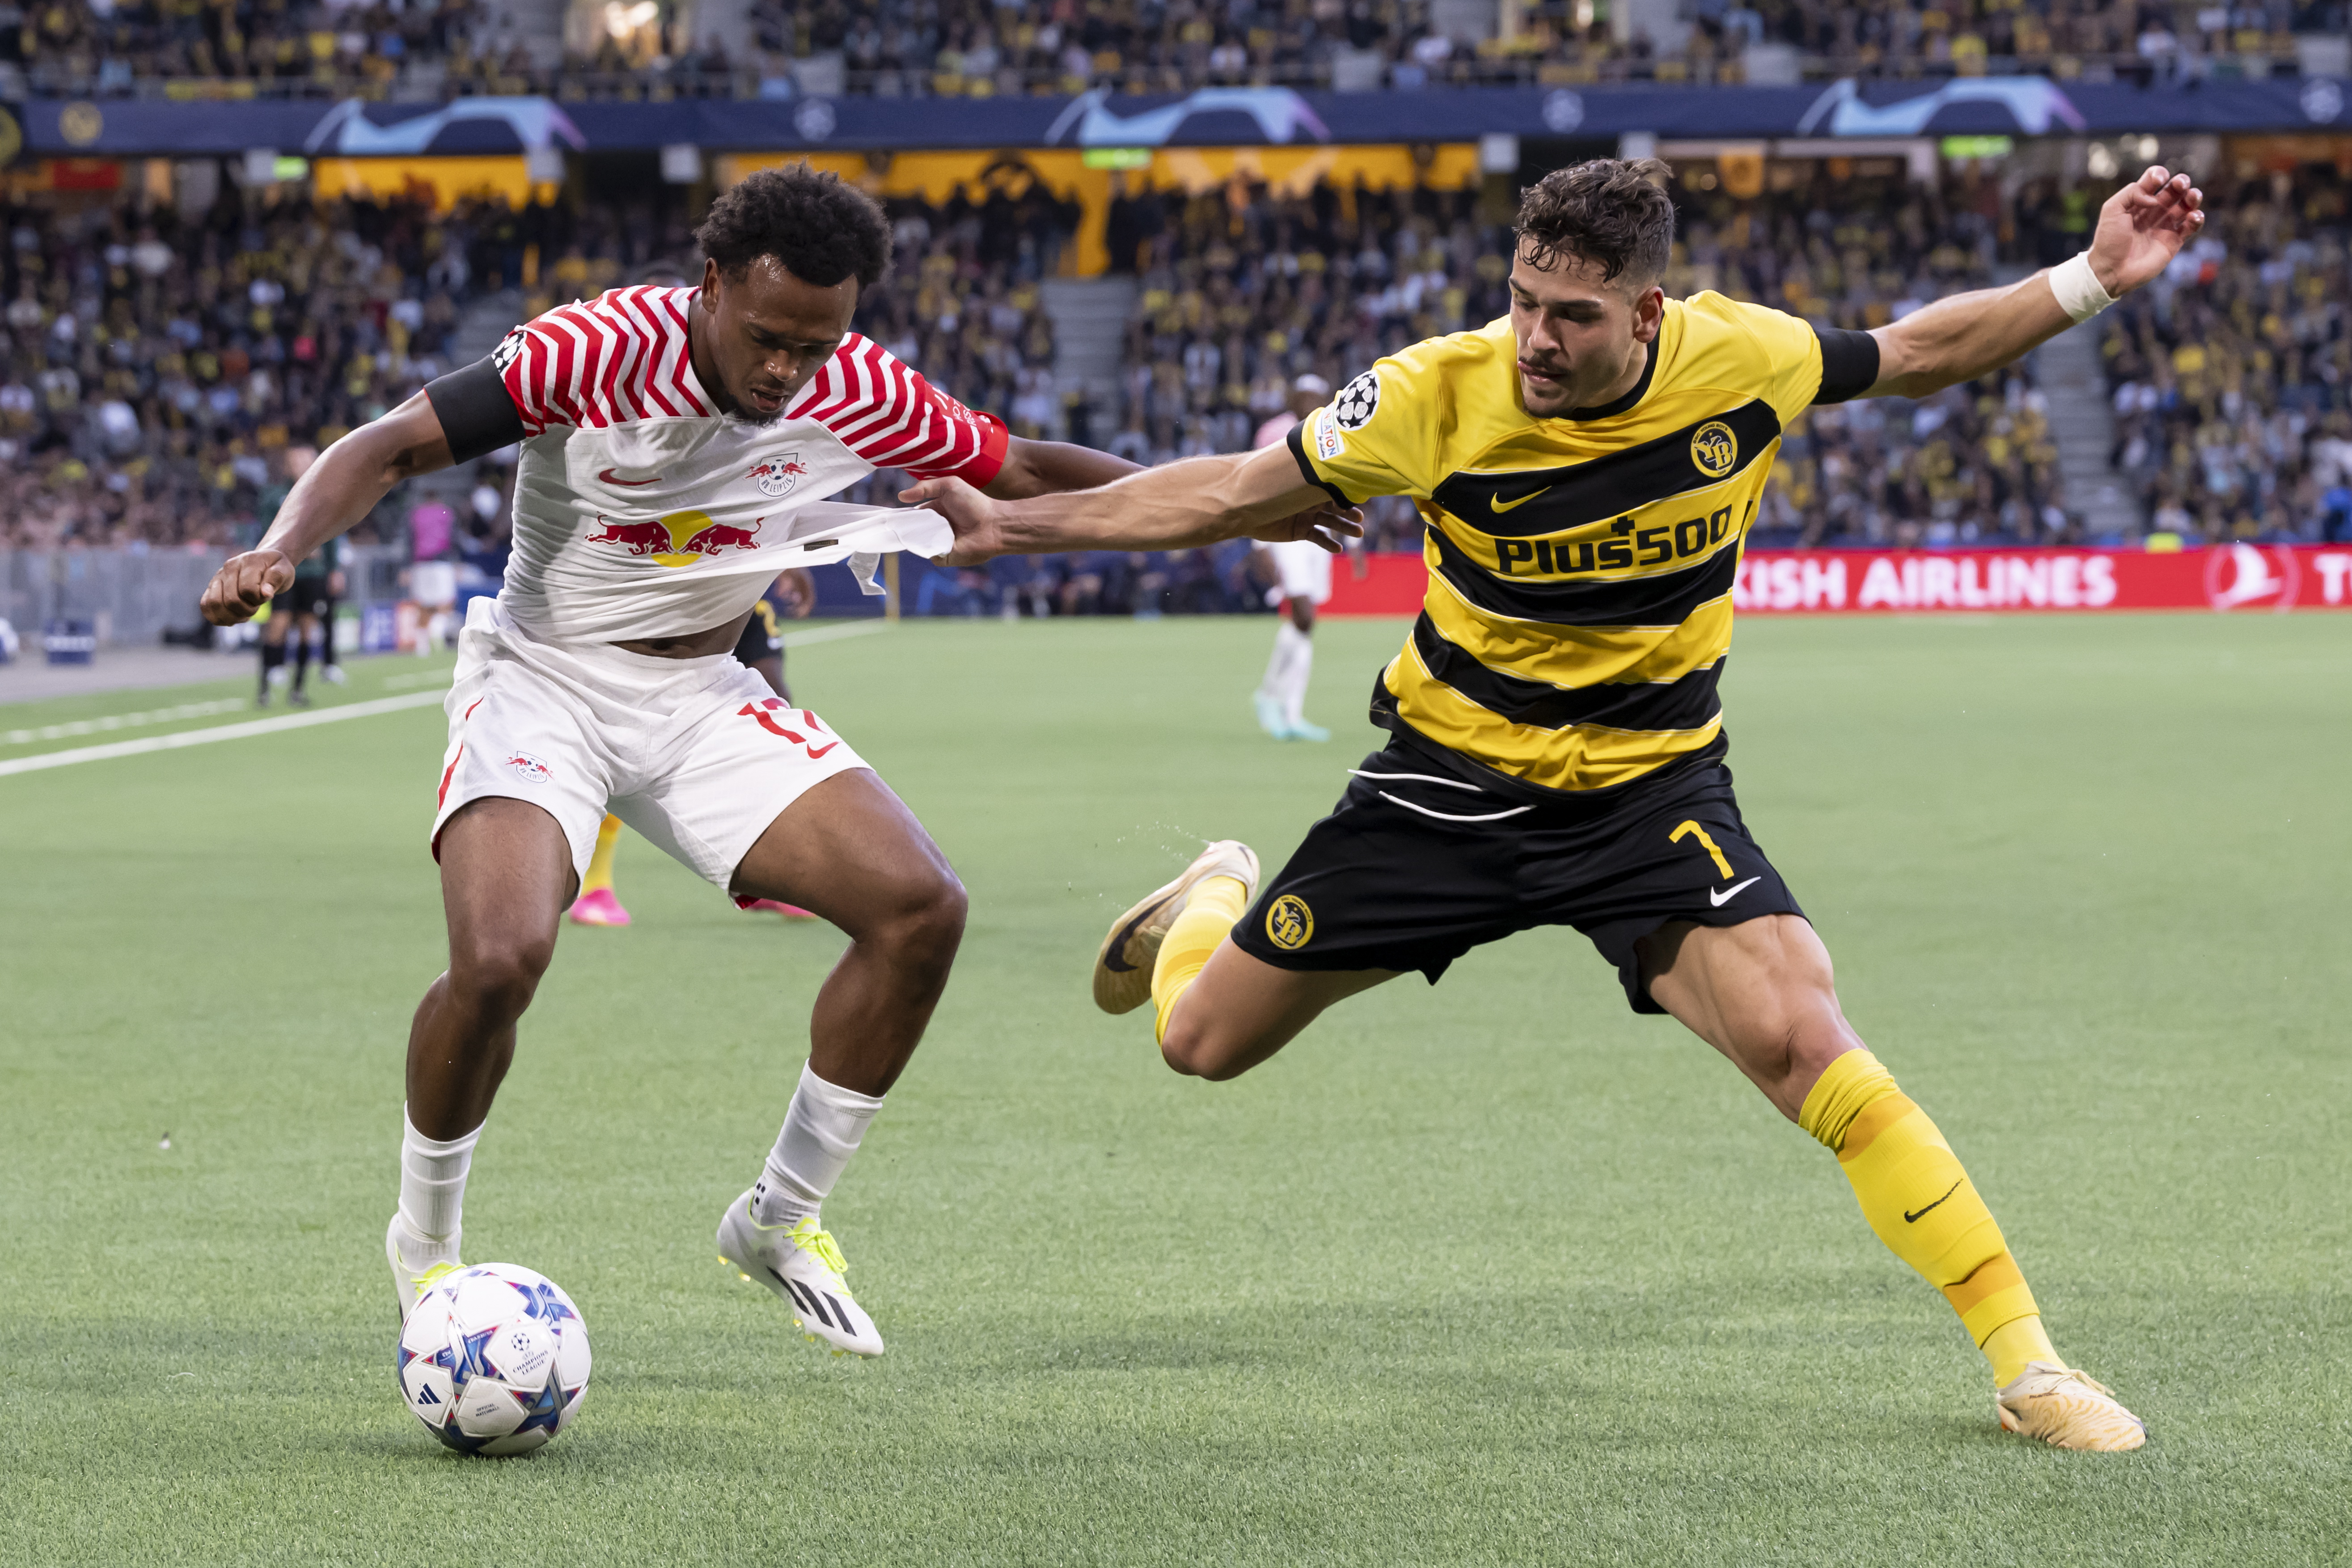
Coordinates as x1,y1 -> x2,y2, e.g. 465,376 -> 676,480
1709,876 -> 1762,907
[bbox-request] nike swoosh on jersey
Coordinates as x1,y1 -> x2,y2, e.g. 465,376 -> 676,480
1708,876 -> 1761,907
1489,484 -> 1552,513
597,468 -> 661,486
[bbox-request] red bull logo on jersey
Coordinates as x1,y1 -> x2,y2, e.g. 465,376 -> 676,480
585,510 -> 764,568
748,453 -> 808,499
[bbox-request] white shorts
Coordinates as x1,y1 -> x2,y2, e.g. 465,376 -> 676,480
431,599 -> 870,890
1267,539 -> 1332,606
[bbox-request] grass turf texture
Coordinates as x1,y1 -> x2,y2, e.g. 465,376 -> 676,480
1,613 -> 2346,1566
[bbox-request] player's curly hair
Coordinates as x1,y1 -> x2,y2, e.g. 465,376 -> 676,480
1514,158 -> 1675,286
694,164 -> 892,289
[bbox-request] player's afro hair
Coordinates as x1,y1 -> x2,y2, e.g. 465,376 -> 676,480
694,164 -> 892,290
1514,158 -> 1675,286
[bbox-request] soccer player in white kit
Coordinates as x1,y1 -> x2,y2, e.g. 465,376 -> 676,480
197,167 -> 1171,1357
1249,373 -> 1335,742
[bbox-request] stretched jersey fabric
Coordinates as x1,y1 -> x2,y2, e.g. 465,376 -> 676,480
441,284 -> 1005,642
1287,295 -> 1828,796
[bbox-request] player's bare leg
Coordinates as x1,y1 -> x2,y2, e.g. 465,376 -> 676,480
1638,914 -> 2145,1451
1158,943 -> 1393,1081
390,797 -> 574,1313
407,799 -> 575,1136
715,767 -> 968,1355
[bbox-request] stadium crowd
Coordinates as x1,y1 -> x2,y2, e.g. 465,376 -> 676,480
2098,164 -> 2352,544
13,156 -> 2348,615
0,184 -> 477,552
21,0 -> 2345,100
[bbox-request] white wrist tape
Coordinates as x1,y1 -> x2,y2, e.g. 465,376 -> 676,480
2049,251 -> 2117,324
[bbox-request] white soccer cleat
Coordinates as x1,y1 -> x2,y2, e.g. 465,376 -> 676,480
1091,838 -> 1261,1015
1996,1361 -> 2147,1451
715,1190 -> 883,1357
385,1213 -> 463,1321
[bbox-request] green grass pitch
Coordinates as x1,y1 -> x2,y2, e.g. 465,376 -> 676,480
2,612 -> 2348,1566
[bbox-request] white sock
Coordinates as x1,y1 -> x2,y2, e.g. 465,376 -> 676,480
1257,623 -> 1296,702
1276,622 -> 1313,727
751,1062 -> 885,1229
397,1106 -> 481,1258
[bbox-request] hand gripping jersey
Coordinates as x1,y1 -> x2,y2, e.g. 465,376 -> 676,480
424,285 -> 1006,642
1287,295 -> 1875,797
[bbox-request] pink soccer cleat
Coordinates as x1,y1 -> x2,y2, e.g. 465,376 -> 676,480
567,888 -> 631,926
738,898 -> 820,919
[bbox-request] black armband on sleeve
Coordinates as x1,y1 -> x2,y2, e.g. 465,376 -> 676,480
1811,327 -> 1880,406
424,356 -> 527,464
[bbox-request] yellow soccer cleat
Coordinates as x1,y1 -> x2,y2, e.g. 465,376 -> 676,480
1091,839 -> 1260,1015
1996,1361 -> 2147,1451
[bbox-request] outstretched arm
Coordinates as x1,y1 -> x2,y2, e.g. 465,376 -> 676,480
200,391 -> 456,625
984,435 -> 1142,498
1864,165 -> 2204,400
904,441 -> 1357,566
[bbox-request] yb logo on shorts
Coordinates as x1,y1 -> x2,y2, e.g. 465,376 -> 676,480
1690,421 -> 1738,479
586,510 -> 763,568
1265,894 -> 1314,951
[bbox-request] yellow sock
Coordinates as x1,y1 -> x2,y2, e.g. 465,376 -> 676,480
1149,876 -> 1250,1045
581,813 -> 622,894
1799,1048 -> 2056,1386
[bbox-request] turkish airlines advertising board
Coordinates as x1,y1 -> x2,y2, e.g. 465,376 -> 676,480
1322,545 -> 2352,617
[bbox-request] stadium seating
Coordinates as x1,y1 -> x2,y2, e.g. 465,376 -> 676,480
2098,164 -> 2352,543
0,187 -> 480,549
30,0 -> 2345,100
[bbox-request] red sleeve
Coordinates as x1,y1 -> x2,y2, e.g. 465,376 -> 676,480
490,289 -> 699,436
797,337 -> 1008,488
491,315 -> 576,438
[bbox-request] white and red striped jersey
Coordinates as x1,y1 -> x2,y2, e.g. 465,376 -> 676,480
486,284 -> 1005,640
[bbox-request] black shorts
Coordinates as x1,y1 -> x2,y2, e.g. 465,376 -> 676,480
278,584 -> 332,621
733,614 -> 783,668
1229,735 -> 1806,1014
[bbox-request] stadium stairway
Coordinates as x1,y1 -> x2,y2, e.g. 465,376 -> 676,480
1042,276 -> 1139,440
412,287 -> 528,511
2037,314 -> 2140,539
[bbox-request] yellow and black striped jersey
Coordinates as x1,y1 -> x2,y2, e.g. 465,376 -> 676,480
1288,293 -> 1860,797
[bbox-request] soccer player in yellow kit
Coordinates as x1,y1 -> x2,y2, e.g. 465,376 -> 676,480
912,159 -> 2206,1450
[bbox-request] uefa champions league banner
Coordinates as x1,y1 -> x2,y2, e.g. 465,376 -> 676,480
19,74 -> 2350,157
1324,545 -> 2352,617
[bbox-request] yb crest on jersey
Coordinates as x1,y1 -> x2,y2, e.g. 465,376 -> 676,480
1691,420 -> 1738,478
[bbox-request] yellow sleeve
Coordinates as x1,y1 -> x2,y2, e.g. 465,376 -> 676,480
1286,361 -> 1443,506
1724,299 -> 1827,425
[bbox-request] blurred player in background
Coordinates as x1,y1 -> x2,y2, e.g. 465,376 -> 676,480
568,566 -> 821,926
918,159 -> 2208,1451
255,448 -> 345,707
1249,374 -> 1333,743
258,537 -> 343,707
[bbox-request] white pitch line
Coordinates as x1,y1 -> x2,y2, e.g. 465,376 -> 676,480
0,621 -> 884,778
2,697 -> 250,745
782,620 -> 888,648
0,690 -> 448,778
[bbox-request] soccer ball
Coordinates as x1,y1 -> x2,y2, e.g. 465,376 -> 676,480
397,1263 -> 591,1456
